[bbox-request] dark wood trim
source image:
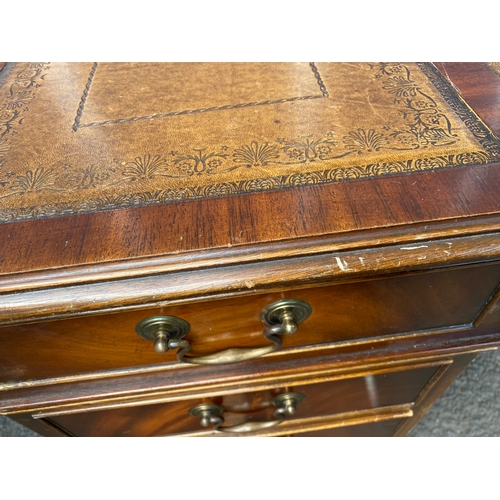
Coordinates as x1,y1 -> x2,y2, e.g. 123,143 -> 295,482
0,324 -> 464,393
1,327 -> 497,416
2,232 -> 500,325
29,359 -> 451,419
2,212 -> 500,294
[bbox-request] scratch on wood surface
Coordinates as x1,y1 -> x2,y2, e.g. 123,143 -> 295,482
401,245 -> 428,250
233,229 -> 250,243
335,256 -> 348,271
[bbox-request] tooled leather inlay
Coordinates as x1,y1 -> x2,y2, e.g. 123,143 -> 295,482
0,62 -> 499,222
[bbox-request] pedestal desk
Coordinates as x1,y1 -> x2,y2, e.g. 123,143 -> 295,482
1,62 -> 499,437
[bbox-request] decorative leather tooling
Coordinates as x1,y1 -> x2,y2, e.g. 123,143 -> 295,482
1,62 -> 499,222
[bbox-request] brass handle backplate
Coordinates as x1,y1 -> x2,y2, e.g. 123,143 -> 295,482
134,315 -> 191,355
189,392 -> 306,433
135,298 -> 312,365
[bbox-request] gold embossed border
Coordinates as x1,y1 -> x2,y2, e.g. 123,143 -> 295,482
0,63 -> 50,162
0,63 -> 500,223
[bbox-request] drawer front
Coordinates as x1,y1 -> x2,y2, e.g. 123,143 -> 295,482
1,262 -> 499,384
45,363 -> 440,436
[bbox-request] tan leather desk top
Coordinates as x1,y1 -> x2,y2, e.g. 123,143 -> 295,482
1,62 -> 499,222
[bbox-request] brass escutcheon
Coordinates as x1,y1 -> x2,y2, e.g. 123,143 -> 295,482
135,316 -> 190,354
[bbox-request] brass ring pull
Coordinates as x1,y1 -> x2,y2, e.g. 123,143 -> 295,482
189,392 -> 306,433
135,299 -> 312,365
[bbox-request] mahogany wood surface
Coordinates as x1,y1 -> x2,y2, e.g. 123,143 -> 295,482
0,262 -> 499,384
2,230 -> 500,326
1,63 -> 500,437
42,407 -> 412,437
0,63 -> 498,285
47,364 -> 439,436
1,254 -> 499,418
2,157 -> 499,276
2,351 -> 481,436
435,63 -> 500,134
0,332 -> 491,416
23,352 -> 477,437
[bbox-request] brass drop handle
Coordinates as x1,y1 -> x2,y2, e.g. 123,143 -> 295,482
135,299 -> 312,365
189,392 -> 306,433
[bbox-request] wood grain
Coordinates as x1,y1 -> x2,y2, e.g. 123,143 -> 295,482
436,62 -> 500,136
45,365 -> 437,436
1,63 -> 500,437
0,63 -> 498,279
2,231 -> 500,324
1,262 -> 498,384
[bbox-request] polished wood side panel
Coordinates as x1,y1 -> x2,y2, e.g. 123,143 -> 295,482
473,280 -> 500,335
46,364 -> 439,437
1,263 -> 498,384
394,352 -> 480,435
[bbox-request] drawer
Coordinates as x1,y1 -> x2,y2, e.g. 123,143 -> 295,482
1,262 -> 499,384
44,362 -> 441,436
